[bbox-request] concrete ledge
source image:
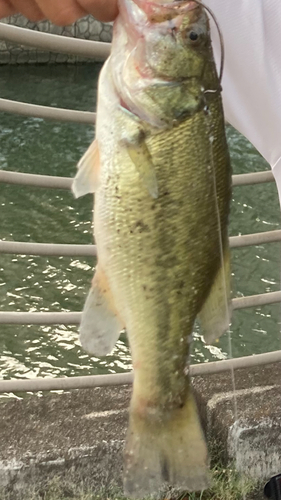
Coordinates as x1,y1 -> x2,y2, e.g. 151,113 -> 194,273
194,361 -> 281,481
1,362 -> 281,496
0,386 -> 131,495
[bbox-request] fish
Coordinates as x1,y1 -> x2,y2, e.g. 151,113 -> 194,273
73,0 -> 232,497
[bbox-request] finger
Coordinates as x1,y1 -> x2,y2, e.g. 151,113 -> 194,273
7,0 -> 44,21
35,0 -> 87,25
77,0 -> 118,22
0,0 -> 16,19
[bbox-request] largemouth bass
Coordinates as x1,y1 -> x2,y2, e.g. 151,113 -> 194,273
73,0 -> 232,497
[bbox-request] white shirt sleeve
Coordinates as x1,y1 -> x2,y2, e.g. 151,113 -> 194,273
206,0 -> 281,198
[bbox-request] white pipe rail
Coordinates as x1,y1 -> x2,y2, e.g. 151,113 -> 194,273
0,240 -> 97,257
1,229 -> 281,257
0,98 -> 96,123
0,291 -> 280,325
0,23 -> 111,59
0,312 -> 81,324
232,290 -> 281,309
1,349 -> 281,393
229,229 -> 281,248
0,169 -> 275,191
232,170 -> 274,186
0,170 -> 73,189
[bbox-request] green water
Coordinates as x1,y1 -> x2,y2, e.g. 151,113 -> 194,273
0,64 -> 280,384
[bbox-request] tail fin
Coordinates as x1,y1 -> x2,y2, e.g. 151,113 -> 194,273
123,392 -> 210,498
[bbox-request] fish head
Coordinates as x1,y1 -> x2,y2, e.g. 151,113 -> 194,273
111,0 -> 219,126
118,0 -> 212,82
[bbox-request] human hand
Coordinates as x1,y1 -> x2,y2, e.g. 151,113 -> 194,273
0,0 -> 118,24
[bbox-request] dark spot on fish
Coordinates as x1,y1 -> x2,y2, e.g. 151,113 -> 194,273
137,221 -> 150,232
117,229 -> 120,234
115,185 -> 118,192
130,220 -> 150,233
142,285 -> 147,291
170,24 -> 177,39
163,191 -> 170,196
151,203 -> 156,210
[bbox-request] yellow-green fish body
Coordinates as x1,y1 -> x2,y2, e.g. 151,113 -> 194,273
73,1 -> 232,497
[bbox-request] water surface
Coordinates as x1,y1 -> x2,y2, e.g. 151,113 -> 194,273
0,64 -> 280,383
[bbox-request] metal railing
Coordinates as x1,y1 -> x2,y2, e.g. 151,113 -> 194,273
0,98 -> 96,123
1,291 -> 281,327
1,349 -> 281,393
0,23 -> 280,393
0,168 -> 275,190
0,22 -> 111,59
1,229 -> 281,257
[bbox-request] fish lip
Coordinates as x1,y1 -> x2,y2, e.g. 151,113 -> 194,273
130,0 -> 203,25
132,0 -> 200,12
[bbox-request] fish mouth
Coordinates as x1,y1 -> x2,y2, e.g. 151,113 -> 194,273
136,0 -> 199,7
144,0 -> 198,7
133,0 -> 200,12
131,0 -> 202,23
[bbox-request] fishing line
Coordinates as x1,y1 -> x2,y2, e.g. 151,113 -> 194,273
199,6 -> 249,498
207,116 -> 238,418
197,2 -> 240,482
205,111 -> 242,497
203,98 -> 239,456
199,8 -> 251,497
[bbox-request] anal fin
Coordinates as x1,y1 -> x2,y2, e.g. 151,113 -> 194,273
79,266 -> 124,356
198,247 -> 232,345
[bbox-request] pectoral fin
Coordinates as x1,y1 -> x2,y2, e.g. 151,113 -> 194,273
120,113 -> 158,199
79,266 -> 124,356
126,139 -> 158,199
72,139 -> 100,198
198,248 -> 232,344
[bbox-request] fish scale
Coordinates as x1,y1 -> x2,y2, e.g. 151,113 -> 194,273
95,95 -> 230,395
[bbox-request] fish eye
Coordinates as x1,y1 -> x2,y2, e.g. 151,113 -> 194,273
189,31 -> 199,41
